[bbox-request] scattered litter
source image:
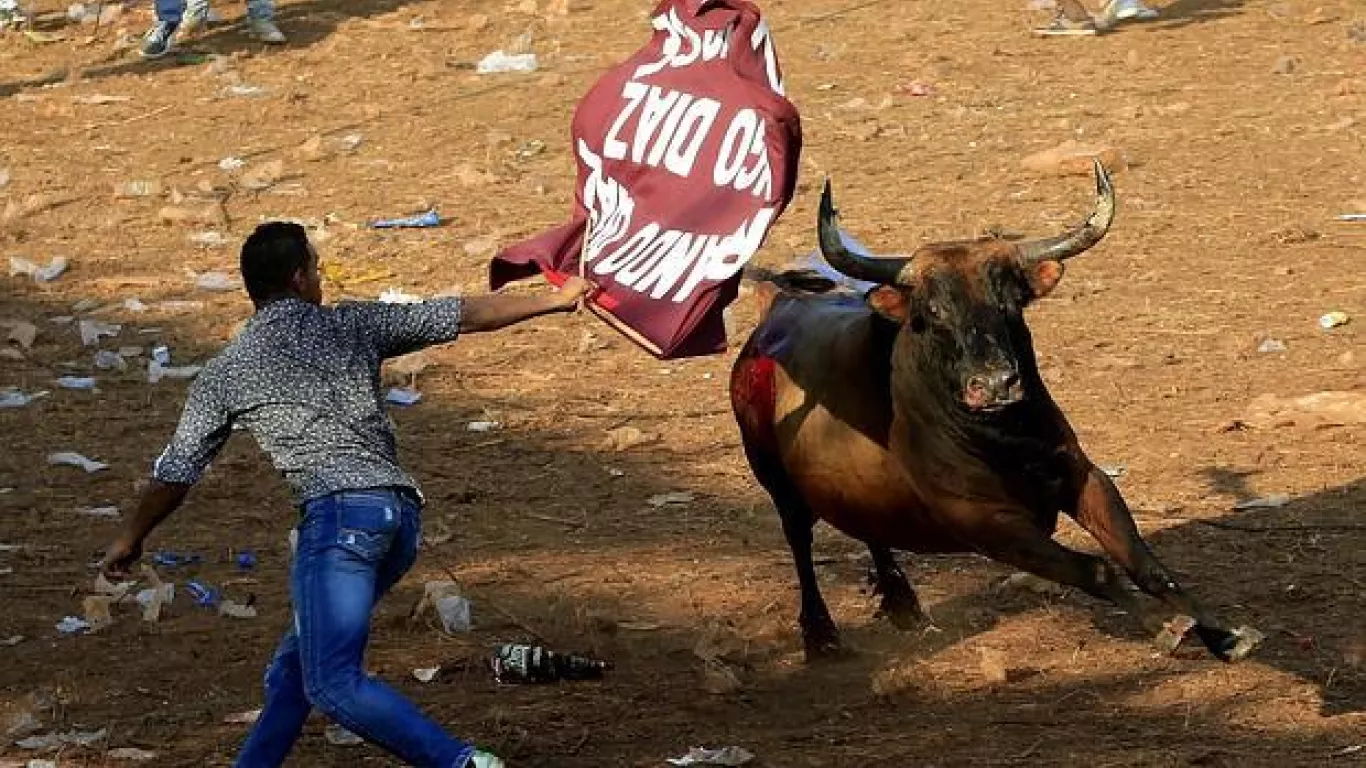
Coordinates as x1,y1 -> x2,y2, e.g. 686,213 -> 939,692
370,209 -> 442,229
476,50 -> 539,74
77,505 -> 121,518
148,359 -> 204,384
82,595 -> 115,630
602,426 -> 660,452
135,578 -> 175,623
152,345 -> 171,366
93,573 -> 134,600
189,231 -> 229,248
236,550 -> 256,570
1,635 -> 23,646
666,746 -> 755,766
94,350 -> 127,370
385,387 -> 423,407
413,581 -> 471,634
78,319 -> 121,346
0,388 -> 48,408
194,271 -> 241,292
1319,311 -> 1350,329
490,643 -> 611,684
56,376 -> 97,390
223,709 -> 261,725
413,666 -> 441,683
218,156 -> 245,171
378,287 -> 423,304
108,747 -> 158,761
897,81 -> 935,97
48,452 -> 108,473
1337,214 -> 1366,222
1257,338 -> 1287,353
186,580 -> 219,607
3,319 -> 38,348
16,728 -> 108,750
324,724 -> 363,746
648,491 -> 696,507
55,616 -> 92,635
466,420 -> 501,432
219,599 -> 258,619
1336,745 -> 1364,757
1233,494 -> 1290,510
1099,464 -> 1126,479
152,551 -> 202,568
9,256 -> 69,282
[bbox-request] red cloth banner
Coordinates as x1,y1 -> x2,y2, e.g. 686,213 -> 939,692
490,0 -> 802,359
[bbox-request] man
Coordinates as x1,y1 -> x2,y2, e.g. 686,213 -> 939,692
100,221 -> 591,767
140,0 -> 284,59
1035,0 -> 1159,36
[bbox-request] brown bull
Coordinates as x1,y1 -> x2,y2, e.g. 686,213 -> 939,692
730,162 -> 1260,662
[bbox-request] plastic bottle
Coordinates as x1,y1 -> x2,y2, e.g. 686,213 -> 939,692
489,644 -> 611,684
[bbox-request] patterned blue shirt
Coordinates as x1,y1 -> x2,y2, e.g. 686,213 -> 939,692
153,297 -> 462,504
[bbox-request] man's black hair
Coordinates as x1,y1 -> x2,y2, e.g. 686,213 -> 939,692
240,222 -> 311,302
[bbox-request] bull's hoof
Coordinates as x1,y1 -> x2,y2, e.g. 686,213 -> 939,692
802,624 -> 849,662
1153,614 -> 1197,654
876,599 -> 931,632
1213,625 -> 1265,663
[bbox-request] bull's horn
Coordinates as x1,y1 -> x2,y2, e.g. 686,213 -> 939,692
1017,158 -> 1116,264
818,178 -> 912,285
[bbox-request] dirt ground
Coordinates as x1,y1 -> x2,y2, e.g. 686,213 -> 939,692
1,0 -> 1363,764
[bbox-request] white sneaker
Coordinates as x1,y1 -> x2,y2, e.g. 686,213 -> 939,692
248,17 -> 286,43
1105,0 -> 1159,21
178,0 -> 210,38
468,750 -> 505,768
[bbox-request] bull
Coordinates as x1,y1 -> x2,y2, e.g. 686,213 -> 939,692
730,161 -> 1260,662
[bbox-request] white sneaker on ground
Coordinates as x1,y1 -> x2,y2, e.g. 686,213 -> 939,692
468,750 -> 505,768
1105,0 -> 1160,21
248,17 -> 286,43
178,0 -> 210,39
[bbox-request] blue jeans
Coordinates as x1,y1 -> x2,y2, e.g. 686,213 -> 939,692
155,0 -> 273,24
234,488 -> 474,768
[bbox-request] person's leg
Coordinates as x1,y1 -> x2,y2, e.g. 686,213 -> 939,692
244,0 -> 286,43
234,630 -> 312,767
293,489 -> 476,768
178,0 -> 211,38
140,0 -> 183,57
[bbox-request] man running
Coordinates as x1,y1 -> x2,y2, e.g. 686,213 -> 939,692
101,221 -> 591,767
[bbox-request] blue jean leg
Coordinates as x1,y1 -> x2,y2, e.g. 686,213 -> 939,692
234,489 -> 473,768
153,0 -> 184,24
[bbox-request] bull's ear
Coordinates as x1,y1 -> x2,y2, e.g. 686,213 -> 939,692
866,285 -> 911,322
1027,259 -> 1065,299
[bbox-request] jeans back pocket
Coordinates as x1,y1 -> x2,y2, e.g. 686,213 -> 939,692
331,491 -> 402,562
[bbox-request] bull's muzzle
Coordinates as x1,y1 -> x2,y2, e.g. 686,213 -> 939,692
964,369 -> 1024,411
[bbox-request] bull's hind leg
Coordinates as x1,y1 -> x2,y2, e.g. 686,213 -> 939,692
741,446 -> 843,660
868,546 -> 930,630
1068,467 -> 1262,662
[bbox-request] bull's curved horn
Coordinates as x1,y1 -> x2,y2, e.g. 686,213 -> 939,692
1017,158 -> 1116,264
818,178 -> 912,285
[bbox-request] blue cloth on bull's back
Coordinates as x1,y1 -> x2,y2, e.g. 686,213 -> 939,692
151,297 -> 463,504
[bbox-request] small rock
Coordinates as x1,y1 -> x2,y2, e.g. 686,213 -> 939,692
647,491 -> 695,507
602,426 -> 660,452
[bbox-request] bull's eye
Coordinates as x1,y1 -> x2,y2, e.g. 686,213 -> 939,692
927,301 -> 944,319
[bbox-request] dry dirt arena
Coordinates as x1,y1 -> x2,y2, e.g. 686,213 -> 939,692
1,0 -> 1364,764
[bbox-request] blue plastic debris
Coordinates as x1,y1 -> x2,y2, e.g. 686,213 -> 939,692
236,550 -> 257,570
186,580 -> 219,608
370,209 -> 442,229
153,551 -> 203,568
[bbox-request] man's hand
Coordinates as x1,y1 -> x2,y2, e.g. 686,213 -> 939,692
100,535 -> 143,580
552,276 -> 594,312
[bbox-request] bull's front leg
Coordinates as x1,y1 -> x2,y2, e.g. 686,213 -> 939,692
1067,465 -> 1263,662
